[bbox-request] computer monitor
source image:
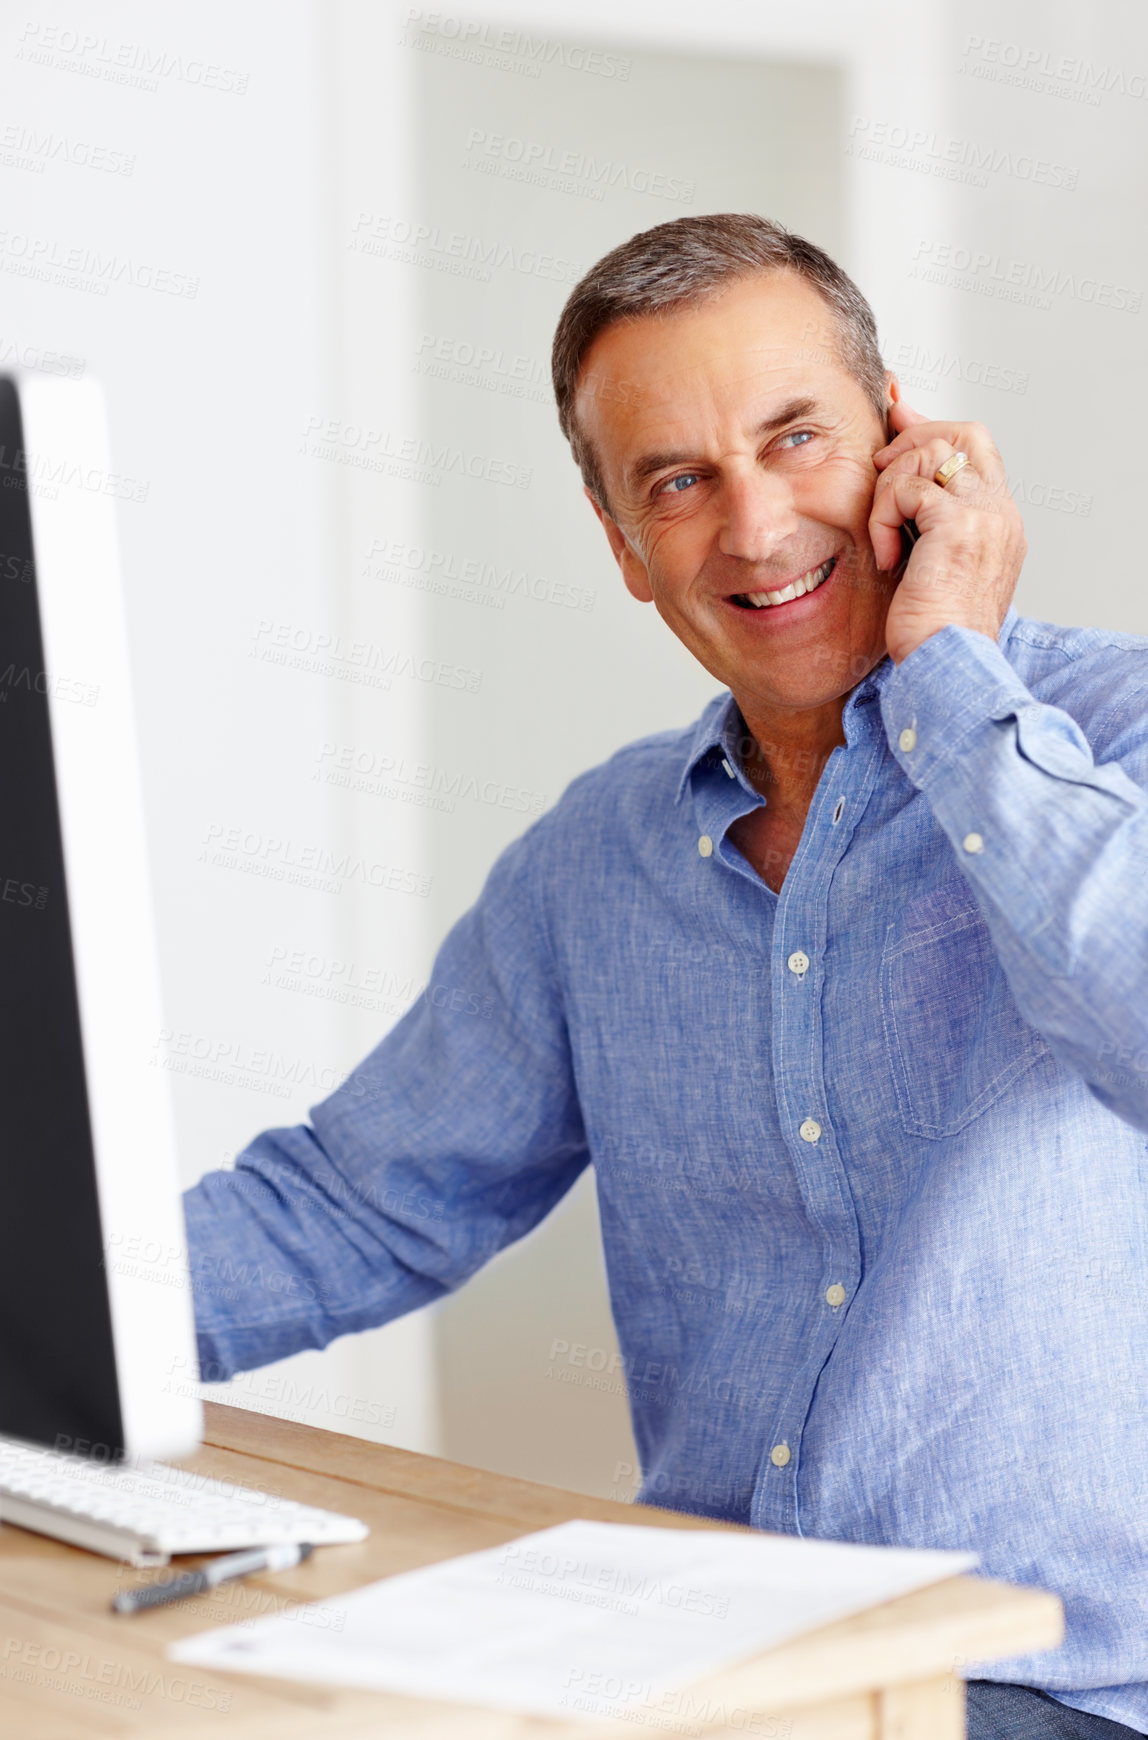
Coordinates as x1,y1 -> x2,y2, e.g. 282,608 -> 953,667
0,373 -> 201,1462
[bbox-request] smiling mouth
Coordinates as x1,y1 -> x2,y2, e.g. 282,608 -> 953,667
731,556 -> 837,610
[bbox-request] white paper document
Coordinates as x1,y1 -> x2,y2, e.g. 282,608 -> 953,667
169,1519 -> 976,1723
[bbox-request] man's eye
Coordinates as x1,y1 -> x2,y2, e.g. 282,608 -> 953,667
656,472 -> 700,496
777,430 -> 816,450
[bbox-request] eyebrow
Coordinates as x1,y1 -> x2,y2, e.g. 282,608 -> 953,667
625,396 -> 821,491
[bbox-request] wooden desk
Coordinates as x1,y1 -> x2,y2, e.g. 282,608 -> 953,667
0,1403 -> 1062,1738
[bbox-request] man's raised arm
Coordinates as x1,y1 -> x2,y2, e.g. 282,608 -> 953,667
867,399 -> 1148,1131
882,619 -> 1148,1132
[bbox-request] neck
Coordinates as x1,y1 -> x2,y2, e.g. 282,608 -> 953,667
734,695 -> 848,817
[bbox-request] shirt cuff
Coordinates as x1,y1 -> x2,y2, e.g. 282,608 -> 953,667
880,624 -> 1036,789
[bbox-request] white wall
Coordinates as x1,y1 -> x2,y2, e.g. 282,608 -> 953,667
2,0 -> 437,1453
938,0 -> 1146,636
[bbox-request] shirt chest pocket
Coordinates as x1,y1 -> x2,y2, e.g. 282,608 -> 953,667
880,877 -> 1049,1139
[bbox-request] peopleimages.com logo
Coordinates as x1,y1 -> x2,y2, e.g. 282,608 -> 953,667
909,240 -> 1142,313
15,21 -> 250,96
400,11 -> 632,81
462,129 -> 695,204
958,34 -> 1147,103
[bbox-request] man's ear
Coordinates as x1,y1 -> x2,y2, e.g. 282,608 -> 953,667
585,488 -> 654,604
883,372 -> 901,439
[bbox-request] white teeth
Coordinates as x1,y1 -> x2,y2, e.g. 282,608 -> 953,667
741,557 -> 834,610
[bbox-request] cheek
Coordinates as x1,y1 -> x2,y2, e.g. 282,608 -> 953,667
638,515 -> 701,584
796,458 -> 877,531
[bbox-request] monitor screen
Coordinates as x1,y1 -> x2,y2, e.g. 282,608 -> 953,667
0,375 -> 200,1461
0,376 -> 123,1454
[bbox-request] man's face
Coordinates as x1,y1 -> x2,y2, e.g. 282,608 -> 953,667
576,272 -> 898,716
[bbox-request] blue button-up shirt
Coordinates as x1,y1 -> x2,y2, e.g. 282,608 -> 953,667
185,609 -> 1148,1731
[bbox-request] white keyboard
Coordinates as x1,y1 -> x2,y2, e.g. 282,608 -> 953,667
0,1436 -> 369,1566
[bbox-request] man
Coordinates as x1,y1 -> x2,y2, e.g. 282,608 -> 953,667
185,215 -> 1148,1738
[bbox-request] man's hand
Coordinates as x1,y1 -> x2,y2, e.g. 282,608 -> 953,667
871,398 -> 1027,666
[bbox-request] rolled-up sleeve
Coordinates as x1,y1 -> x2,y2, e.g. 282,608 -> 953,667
881,623 -> 1148,1131
182,819 -> 588,1379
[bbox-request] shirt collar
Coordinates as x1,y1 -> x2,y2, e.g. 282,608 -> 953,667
673,605 -> 1021,805
673,692 -> 750,805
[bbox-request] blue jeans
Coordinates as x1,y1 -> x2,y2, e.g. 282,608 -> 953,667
968,1683 -> 1147,1738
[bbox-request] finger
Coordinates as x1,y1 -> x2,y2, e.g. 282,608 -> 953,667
876,421 -> 988,467
875,438 -> 965,492
887,397 -> 931,432
875,418 -> 1002,482
880,445 -> 1013,518
868,471 -> 950,571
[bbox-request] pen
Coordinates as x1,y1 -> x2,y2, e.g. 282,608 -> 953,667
112,1541 -> 315,1613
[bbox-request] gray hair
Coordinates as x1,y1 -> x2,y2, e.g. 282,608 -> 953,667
551,213 -> 888,511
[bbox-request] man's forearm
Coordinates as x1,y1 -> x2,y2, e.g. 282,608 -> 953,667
183,1123 -> 447,1380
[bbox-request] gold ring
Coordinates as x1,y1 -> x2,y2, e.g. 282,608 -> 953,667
934,450 -> 971,489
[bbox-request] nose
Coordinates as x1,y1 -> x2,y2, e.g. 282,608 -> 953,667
717,466 -> 799,565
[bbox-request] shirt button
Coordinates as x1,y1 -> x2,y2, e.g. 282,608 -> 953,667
799,1118 -> 822,1143
787,950 -> 810,977
698,835 -> 713,857
770,1444 -> 791,1468
962,831 -> 985,854
825,1283 -> 846,1308
898,726 -> 917,753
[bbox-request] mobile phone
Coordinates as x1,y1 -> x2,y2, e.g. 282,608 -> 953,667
900,519 -> 920,562
885,412 -> 920,569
